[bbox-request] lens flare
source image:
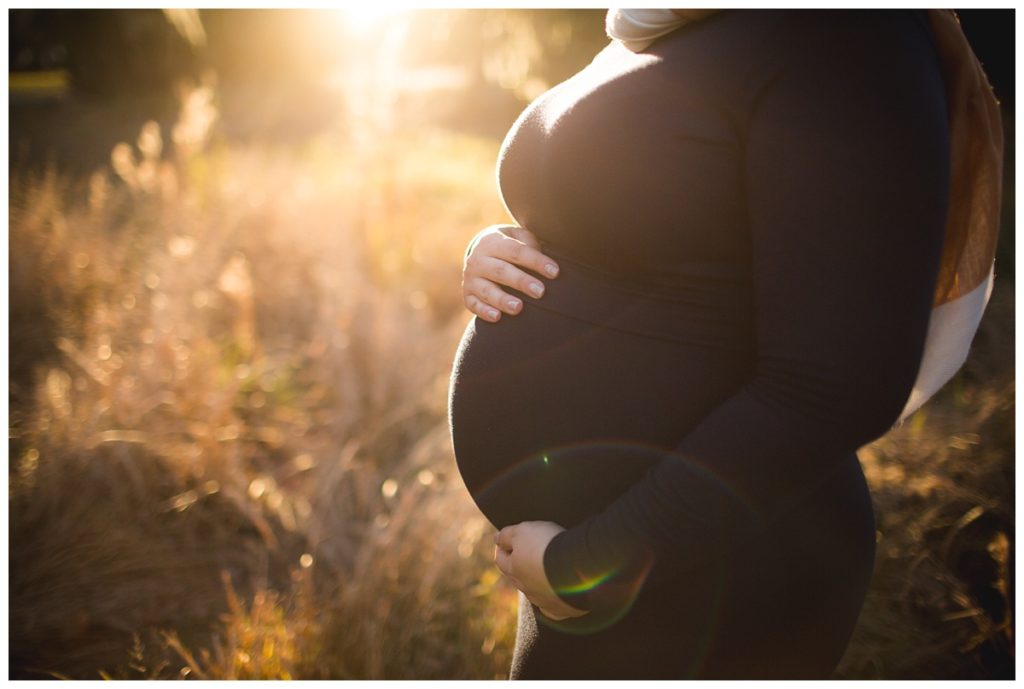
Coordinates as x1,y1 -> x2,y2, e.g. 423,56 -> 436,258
530,546 -> 728,664
462,439 -> 761,636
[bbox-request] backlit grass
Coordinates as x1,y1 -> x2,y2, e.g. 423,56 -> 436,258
9,85 -> 1013,680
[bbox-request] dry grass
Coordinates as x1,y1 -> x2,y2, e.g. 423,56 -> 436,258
10,88 -> 519,680
8,86 -> 1013,680
834,277 -> 1015,680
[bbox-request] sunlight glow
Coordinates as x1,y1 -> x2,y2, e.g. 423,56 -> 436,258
331,6 -> 410,33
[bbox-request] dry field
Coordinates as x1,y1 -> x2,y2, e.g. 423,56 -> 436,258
9,86 -> 1014,680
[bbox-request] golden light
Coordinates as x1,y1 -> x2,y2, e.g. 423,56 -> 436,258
331,6 -> 410,34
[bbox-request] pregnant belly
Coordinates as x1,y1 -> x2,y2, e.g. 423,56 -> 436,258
447,258 -> 754,530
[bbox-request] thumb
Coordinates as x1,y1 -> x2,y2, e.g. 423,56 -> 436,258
494,526 -> 516,551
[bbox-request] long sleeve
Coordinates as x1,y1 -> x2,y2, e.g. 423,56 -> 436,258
543,12 -> 951,613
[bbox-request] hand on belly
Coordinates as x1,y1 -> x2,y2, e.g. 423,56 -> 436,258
494,520 -> 590,621
461,224 -> 559,322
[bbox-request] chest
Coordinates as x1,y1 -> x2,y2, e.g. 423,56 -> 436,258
496,35 -> 753,276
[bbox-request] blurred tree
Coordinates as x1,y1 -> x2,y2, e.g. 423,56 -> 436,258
402,9 -> 607,97
199,10 -> 338,86
9,10 -> 68,71
198,10 -> 346,142
396,9 -> 607,137
10,9 -> 204,98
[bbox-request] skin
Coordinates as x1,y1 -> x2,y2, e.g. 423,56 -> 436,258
463,224 -> 587,619
461,224 -> 559,322
494,521 -> 590,621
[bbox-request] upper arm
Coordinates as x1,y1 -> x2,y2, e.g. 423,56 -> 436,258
743,11 -> 950,441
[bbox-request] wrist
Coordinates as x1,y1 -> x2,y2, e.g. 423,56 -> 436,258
542,528 -> 595,612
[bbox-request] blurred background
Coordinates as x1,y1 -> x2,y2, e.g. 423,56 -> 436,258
7,9 -> 1014,680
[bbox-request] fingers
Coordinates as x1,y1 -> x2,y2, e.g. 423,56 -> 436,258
464,292 -> 505,323
463,277 -> 518,322
477,232 -> 559,280
485,255 -> 551,297
462,273 -> 538,322
462,225 -> 559,320
462,254 -> 551,320
495,544 -> 523,591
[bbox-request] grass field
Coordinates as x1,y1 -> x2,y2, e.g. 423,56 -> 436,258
8,85 -> 1014,680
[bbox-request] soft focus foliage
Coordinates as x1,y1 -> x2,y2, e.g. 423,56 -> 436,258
10,83 -> 520,679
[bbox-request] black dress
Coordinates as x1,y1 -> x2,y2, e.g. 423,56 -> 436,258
447,10 -> 949,679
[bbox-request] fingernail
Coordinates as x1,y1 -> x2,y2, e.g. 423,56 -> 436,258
507,298 -> 520,312
544,263 -> 559,278
529,283 -> 544,297
488,308 -> 500,320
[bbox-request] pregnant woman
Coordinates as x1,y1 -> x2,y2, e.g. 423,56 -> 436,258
447,9 -> 1001,679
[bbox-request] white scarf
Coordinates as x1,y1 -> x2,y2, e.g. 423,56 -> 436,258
605,8 -> 696,52
604,8 -> 1001,424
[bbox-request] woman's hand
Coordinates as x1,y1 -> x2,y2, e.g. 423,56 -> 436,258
494,521 -> 590,621
462,225 -> 560,322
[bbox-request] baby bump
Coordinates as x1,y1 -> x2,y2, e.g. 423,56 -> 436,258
447,268 -> 755,531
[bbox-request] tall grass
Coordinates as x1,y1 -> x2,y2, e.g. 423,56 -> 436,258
10,86 -> 519,679
8,84 -> 1013,679
836,280 -> 1014,679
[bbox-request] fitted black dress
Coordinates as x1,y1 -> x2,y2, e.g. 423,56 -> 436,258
447,10 -> 950,679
